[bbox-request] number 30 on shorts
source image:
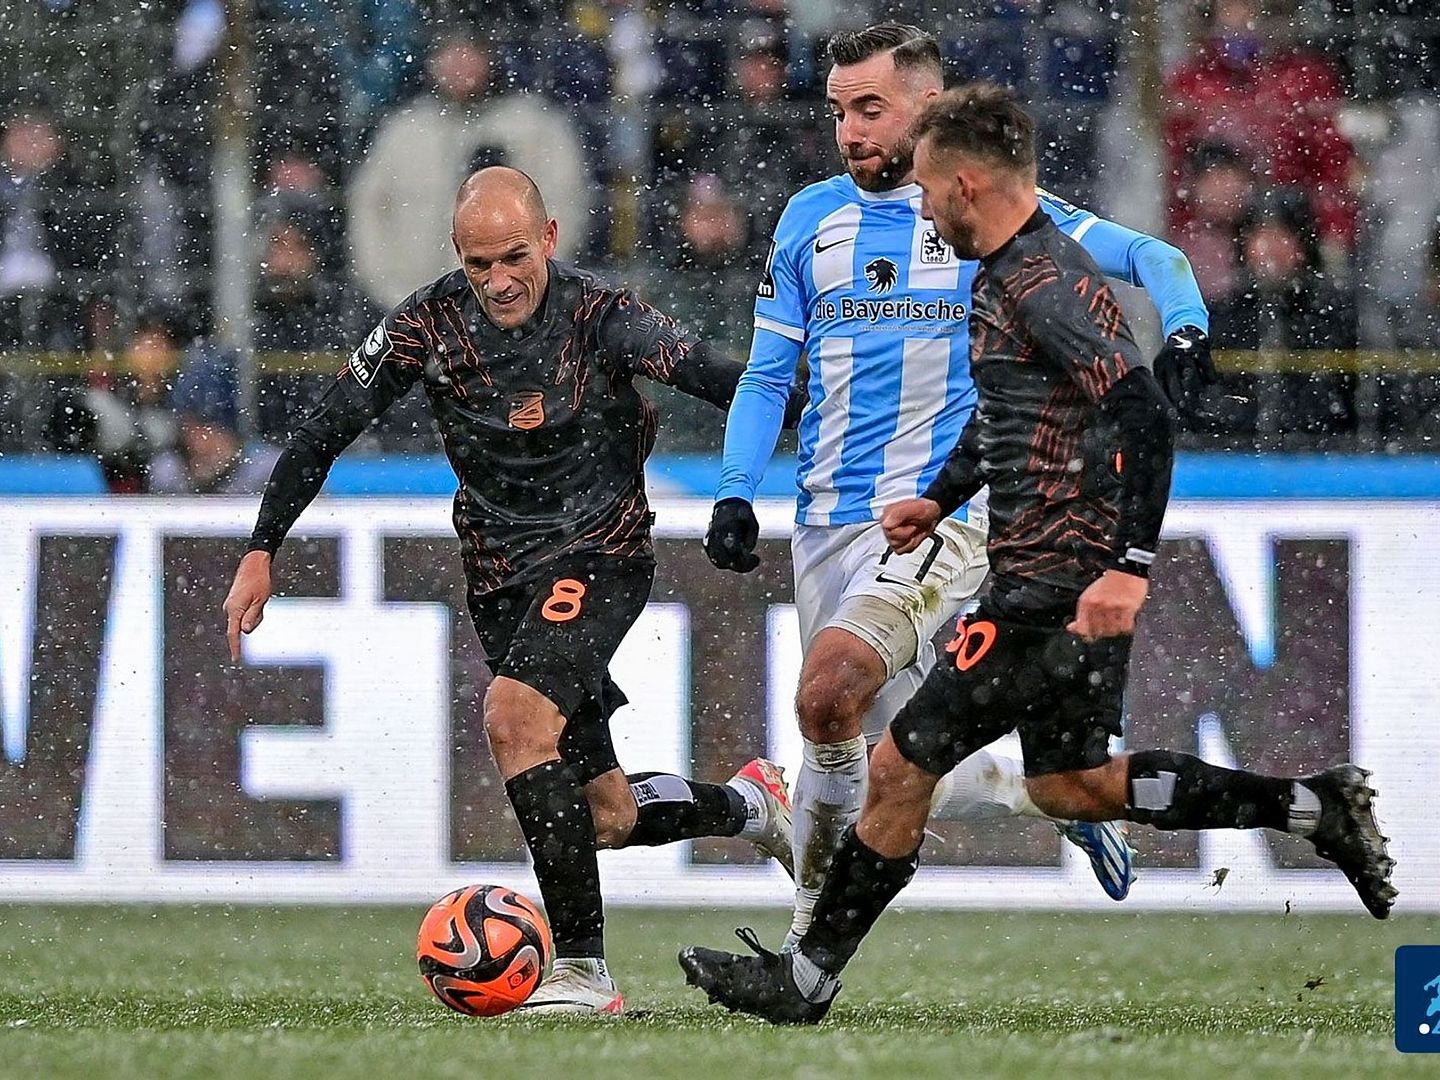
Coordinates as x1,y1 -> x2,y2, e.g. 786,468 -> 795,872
541,578 -> 587,623
945,619 -> 997,671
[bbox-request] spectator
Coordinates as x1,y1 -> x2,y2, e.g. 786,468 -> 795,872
349,31 -> 592,307
252,216 -> 368,439
646,174 -> 756,354
1172,141 -> 1254,301
1377,218 -> 1440,447
267,0 -> 422,129
254,218 -> 352,353
1209,189 -> 1358,441
1165,0 -> 1357,269
254,148 -> 345,271
149,346 -> 280,494
638,177 -> 761,455
53,315 -> 183,493
0,109 -> 93,349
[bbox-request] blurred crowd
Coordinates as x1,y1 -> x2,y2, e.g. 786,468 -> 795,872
2,0 -> 1439,491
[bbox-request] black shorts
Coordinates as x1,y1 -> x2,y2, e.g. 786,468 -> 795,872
467,554 -> 654,784
888,602 -> 1131,778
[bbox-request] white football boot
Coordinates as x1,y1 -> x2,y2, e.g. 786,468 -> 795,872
728,758 -> 795,879
514,957 -> 624,1018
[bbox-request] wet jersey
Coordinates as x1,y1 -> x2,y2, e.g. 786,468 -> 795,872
716,176 -> 1206,526
966,210 -> 1151,607
248,262 -> 745,592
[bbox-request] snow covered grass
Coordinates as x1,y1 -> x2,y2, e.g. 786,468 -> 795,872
0,905 -> 1427,1078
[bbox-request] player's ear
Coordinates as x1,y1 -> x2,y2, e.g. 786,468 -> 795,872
451,231 -> 462,262
542,218 -> 558,260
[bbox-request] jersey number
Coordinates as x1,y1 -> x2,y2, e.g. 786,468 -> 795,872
875,535 -> 944,586
541,579 -> 587,623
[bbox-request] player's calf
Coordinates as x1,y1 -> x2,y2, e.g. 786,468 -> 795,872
1123,750 -> 1396,918
1025,758 -> 1129,820
856,733 -> 941,859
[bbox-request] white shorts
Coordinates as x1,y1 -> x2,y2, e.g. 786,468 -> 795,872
792,515 -> 989,737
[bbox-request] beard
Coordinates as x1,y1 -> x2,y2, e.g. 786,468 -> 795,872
935,211 -> 983,260
843,142 -> 915,192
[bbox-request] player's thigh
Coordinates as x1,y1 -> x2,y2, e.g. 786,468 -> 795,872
499,555 -> 654,735
1017,631 -> 1131,779
791,522 -> 871,648
887,612 -> 1051,778
829,515 -> 989,681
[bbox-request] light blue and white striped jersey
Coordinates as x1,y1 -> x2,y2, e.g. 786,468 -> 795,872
715,174 -> 1208,526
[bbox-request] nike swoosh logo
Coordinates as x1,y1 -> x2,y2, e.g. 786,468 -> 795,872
814,237 -> 850,253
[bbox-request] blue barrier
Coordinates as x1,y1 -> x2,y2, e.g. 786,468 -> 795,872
3,450 -> 1440,499
0,455 -> 107,494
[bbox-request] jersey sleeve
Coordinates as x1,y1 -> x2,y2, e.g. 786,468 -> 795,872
1019,255 -> 1145,405
752,196 -> 810,344
247,303 -> 427,554
714,327 -> 803,503
1038,188 -> 1209,337
596,290 -> 743,409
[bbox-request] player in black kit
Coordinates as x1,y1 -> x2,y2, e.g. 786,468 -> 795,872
223,167 -> 800,1017
678,85 -> 1397,1024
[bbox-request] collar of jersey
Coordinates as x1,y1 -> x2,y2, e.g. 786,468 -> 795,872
842,176 -> 922,203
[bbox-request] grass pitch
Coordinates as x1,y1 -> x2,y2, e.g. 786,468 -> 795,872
0,904 -> 1428,1079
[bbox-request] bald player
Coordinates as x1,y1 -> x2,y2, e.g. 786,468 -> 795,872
224,167 -> 802,1016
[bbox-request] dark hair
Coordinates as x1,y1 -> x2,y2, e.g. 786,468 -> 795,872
826,22 -> 941,77
1237,186 -> 1321,272
1188,139 -> 1251,176
910,82 -> 1035,173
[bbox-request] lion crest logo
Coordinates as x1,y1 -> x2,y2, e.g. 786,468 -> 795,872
864,257 -> 898,293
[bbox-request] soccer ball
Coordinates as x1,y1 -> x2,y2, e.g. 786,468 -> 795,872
416,884 -> 551,1016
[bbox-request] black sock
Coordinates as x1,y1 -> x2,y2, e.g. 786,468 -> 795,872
504,760 -> 604,959
1126,749 -> 1294,832
798,827 -> 919,975
620,772 -> 748,847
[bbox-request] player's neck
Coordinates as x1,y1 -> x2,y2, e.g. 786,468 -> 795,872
974,193 -> 1042,261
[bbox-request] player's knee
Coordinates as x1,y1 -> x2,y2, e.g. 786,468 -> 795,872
795,640 -> 882,743
483,679 -> 560,762
795,678 -> 866,743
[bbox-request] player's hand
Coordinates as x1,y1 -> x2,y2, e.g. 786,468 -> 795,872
704,497 -> 760,572
1153,326 -> 1217,418
224,550 -> 274,661
881,497 -> 943,554
1067,570 -> 1149,641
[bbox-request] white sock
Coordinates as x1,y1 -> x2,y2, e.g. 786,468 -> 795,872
929,749 -> 1048,822
553,956 -> 612,986
788,736 -> 868,942
726,776 -> 769,842
788,947 -> 839,1002
1288,781 -> 1323,835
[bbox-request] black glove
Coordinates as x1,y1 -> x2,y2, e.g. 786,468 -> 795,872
704,497 -> 760,572
1153,326 -> 1218,418
782,381 -> 808,429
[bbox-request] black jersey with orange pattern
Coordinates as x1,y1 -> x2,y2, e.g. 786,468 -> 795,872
248,261 -> 751,592
928,209 -> 1168,618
